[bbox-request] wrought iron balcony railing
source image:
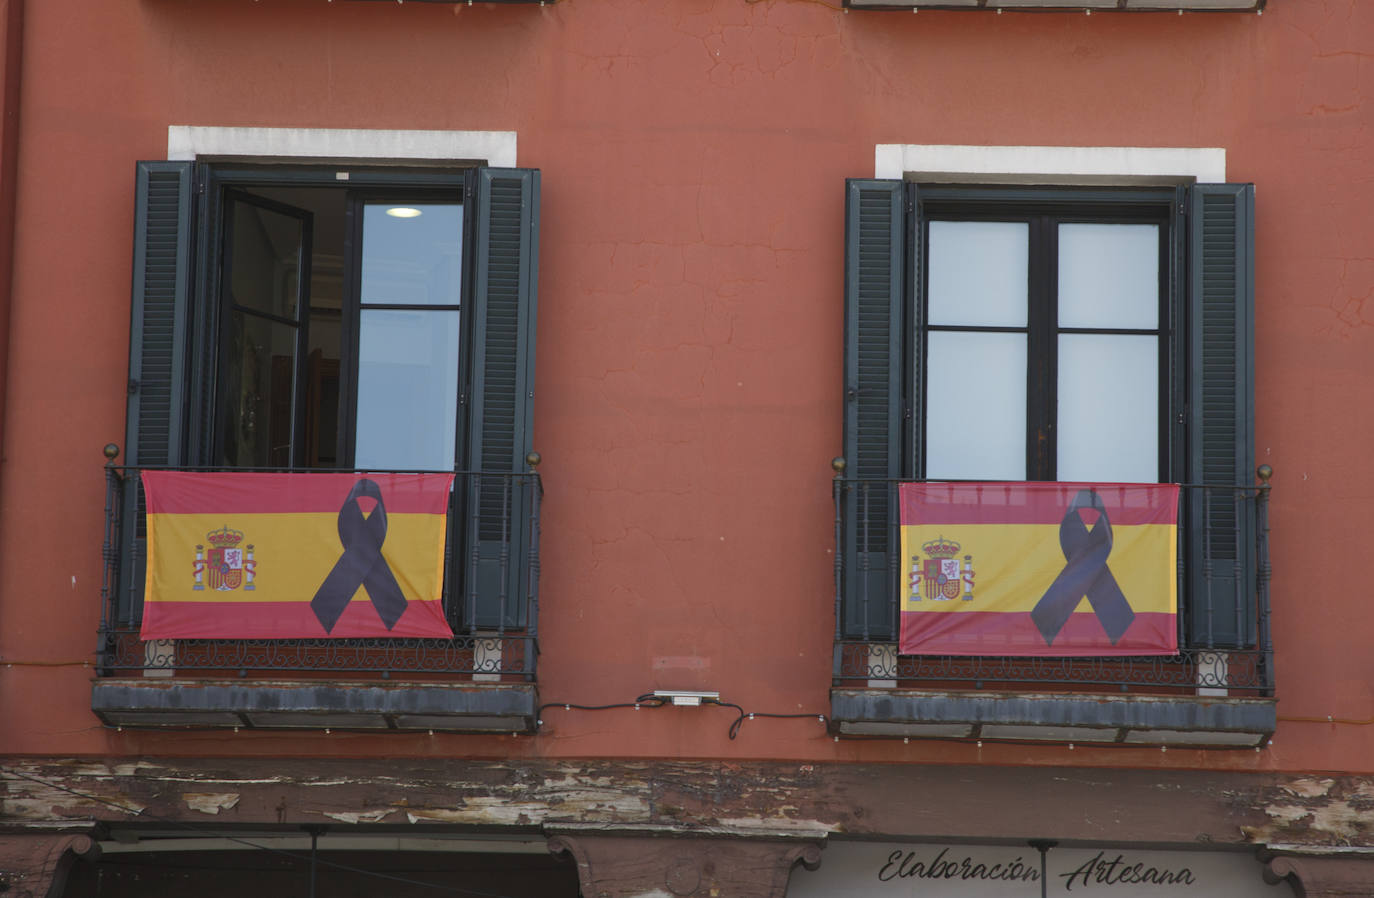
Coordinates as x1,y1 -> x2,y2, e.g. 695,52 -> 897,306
831,465 -> 1273,697
96,450 -> 542,681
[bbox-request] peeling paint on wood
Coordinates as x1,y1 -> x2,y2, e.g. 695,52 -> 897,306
716,816 -> 840,834
183,793 -> 240,815
1242,777 -> 1374,848
321,809 -> 394,824
1282,779 -> 1335,799
4,757 -> 1374,852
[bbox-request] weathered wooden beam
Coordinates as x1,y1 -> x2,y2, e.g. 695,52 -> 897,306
1,757 -> 1372,852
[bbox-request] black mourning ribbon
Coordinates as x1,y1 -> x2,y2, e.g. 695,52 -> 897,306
310,478 -> 408,633
1030,489 -> 1135,646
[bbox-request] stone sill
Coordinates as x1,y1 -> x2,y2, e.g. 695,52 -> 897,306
830,687 -> 1275,747
92,678 -> 537,733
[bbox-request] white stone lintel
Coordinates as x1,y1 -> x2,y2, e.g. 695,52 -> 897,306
168,126 -> 517,167
876,144 -> 1225,185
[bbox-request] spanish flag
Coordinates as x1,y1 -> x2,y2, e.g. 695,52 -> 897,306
140,472 -> 455,640
899,482 -> 1178,657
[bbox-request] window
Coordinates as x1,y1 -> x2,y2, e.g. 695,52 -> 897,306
211,183 -> 466,472
123,161 -> 540,630
921,190 -> 1173,484
841,177 -> 1255,648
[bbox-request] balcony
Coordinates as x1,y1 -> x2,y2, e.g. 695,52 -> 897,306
829,464 -> 1276,747
92,450 -> 542,733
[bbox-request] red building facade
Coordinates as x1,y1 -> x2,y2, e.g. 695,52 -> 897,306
2,0 -> 1372,894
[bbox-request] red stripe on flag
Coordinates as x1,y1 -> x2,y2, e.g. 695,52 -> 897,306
900,611 -> 1177,656
142,471 -> 454,516
140,599 -> 453,640
900,482 -> 1179,527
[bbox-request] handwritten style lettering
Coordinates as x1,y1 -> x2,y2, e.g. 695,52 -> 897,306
1059,851 -> 1196,890
878,848 -> 1039,884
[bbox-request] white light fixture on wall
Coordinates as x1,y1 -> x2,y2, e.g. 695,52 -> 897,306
653,690 -> 722,707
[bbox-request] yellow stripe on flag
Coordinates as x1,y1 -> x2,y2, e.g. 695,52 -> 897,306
146,511 -> 446,604
900,522 -> 1176,615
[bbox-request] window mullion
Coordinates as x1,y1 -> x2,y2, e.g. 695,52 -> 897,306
291,216 -> 314,470
193,169 -> 223,468
337,191 -> 362,469
1165,190 -> 1186,484
1026,214 -> 1057,481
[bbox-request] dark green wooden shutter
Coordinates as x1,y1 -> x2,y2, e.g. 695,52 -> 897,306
464,167 -> 540,630
121,161 -> 195,623
1186,183 -> 1256,649
841,179 -> 910,640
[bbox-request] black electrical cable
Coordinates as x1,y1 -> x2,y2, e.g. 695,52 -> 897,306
715,706 -> 829,740
538,692 -> 827,740
535,694 -> 669,726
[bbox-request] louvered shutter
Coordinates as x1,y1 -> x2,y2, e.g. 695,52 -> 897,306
462,168 -> 540,630
841,180 -> 910,640
121,161 -> 194,623
1186,183 -> 1256,648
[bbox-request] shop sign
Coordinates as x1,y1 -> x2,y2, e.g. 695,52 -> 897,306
788,842 -> 1292,897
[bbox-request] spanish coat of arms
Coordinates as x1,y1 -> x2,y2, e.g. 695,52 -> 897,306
908,536 -> 975,602
192,525 -> 258,591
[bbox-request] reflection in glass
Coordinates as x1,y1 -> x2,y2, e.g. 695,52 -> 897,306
221,313 -> 298,468
354,201 -> 462,470
928,221 -> 1028,327
1058,223 -> 1159,329
354,309 -> 460,471
229,203 -> 302,320
361,204 -> 462,307
218,193 -> 309,467
926,332 -> 1027,481
1057,334 -> 1158,482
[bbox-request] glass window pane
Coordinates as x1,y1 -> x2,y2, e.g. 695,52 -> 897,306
228,201 -> 303,320
304,310 -> 342,468
361,204 -> 462,307
354,309 -> 460,470
1057,334 -> 1158,482
219,313 -> 298,468
928,221 -> 1028,327
926,332 -> 1026,480
1058,223 -> 1159,329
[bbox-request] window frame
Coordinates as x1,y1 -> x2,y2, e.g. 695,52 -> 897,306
914,185 -> 1183,484
124,158 -> 540,632
840,175 -> 1256,650
212,186 -> 315,469
192,165 -> 471,471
